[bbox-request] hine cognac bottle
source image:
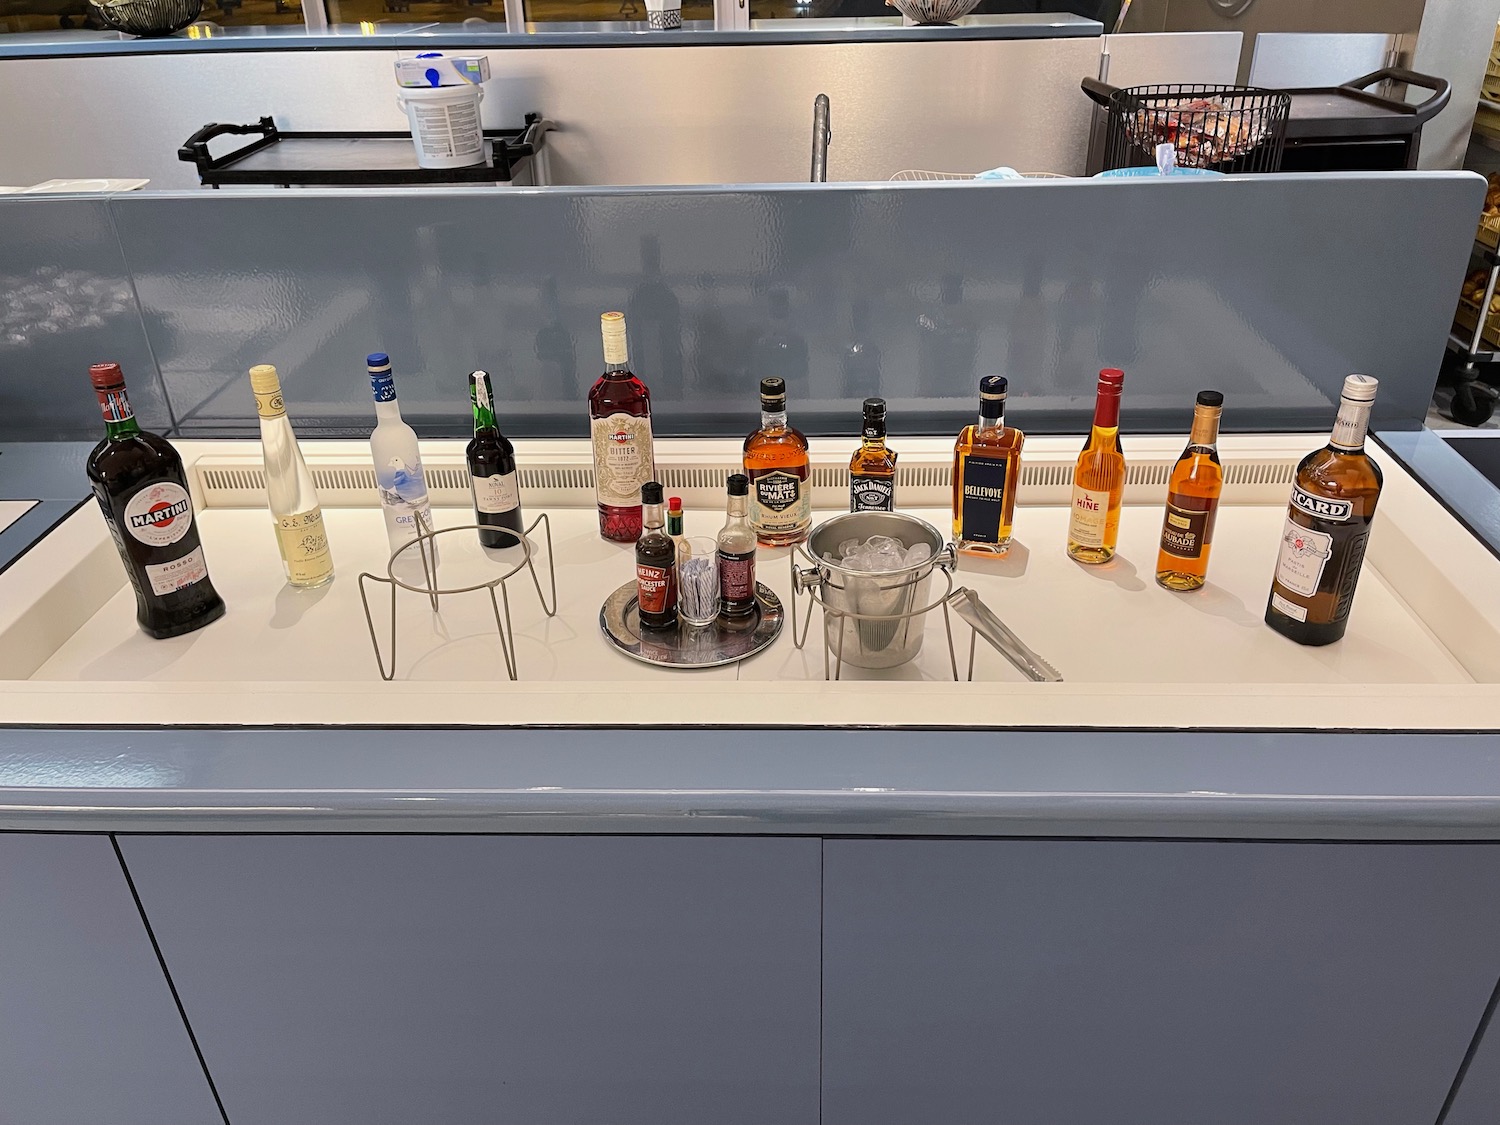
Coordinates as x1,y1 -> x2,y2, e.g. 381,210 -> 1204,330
1266,375 -> 1383,646
952,375 -> 1024,556
85,362 -> 225,639
1067,368 -> 1126,565
590,311 -> 655,543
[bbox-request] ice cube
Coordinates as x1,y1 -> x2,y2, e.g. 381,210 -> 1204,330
839,538 -> 860,559
904,543 -> 932,566
866,535 -> 901,551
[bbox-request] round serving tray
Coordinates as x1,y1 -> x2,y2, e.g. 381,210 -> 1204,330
599,581 -> 783,669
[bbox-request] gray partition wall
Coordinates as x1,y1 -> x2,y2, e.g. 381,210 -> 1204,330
0,172 -> 1483,443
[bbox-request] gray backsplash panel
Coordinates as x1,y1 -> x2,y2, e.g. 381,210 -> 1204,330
7,172 -> 1485,442
0,196 -> 171,442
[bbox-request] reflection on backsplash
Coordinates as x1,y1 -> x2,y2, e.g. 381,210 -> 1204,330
0,175 -> 1479,443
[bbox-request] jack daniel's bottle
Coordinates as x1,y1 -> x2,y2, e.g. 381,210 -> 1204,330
85,363 -> 225,639
1266,375 -> 1383,646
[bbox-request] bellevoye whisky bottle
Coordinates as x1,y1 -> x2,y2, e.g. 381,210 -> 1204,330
85,362 -> 226,639
1266,374 -> 1383,646
952,375 -> 1024,556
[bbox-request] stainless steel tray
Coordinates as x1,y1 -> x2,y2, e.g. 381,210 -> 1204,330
599,581 -> 783,669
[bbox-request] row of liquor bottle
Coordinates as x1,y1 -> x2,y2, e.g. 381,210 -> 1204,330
84,307 -> 1381,649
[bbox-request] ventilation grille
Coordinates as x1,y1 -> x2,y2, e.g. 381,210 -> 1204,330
1224,460 -> 1295,486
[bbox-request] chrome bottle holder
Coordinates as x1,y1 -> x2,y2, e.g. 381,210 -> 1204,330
357,513 -> 558,682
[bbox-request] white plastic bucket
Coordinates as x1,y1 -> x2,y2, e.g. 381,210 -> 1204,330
396,84 -> 485,170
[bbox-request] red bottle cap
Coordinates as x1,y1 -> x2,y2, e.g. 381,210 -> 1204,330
89,362 -> 126,390
667,496 -> 683,511
1098,368 -> 1124,389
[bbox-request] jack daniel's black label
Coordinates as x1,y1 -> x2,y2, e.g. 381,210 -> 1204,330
850,475 -> 894,512
958,457 -> 1007,543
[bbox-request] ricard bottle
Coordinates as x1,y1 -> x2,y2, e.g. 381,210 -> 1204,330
85,362 -> 226,639
589,311 -> 655,542
1266,375 -> 1383,646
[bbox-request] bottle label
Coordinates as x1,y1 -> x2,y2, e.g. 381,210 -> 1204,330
718,548 -> 756,603
636,563 -> 674,615
592,413 -> 654,505
1067,485 -> 1112,548
472,471 -> 520,515
1289,485 -> 1352,523
144,546 -> 208,596
1270,591 -> 1307,623
370,371 -> 396,403
958,456 -> 1008,544
376,456 -> 432,541
98,389 -> 133,423
274,509 -> 333,584
1159,498 -> 1216,559
254,387 -> 287,419
124,482 -> 194,548
1273,517 -> 1334,598
750,469 -> 811,533
850,475 -> 895,512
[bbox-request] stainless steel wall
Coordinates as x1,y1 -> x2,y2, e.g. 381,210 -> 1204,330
0,33 -> 1240,189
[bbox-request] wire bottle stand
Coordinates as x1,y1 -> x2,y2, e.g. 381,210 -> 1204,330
358,513 -> 558,681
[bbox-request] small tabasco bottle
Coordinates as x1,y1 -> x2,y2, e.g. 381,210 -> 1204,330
1156,391 -> 1224,591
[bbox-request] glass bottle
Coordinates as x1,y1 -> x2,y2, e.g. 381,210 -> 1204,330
85,362 -> 225,639
717,473 -> 758,620
250,364 -> 334,589
368,352 -> 437,565
666,495 -> 687,562
466,369 -> 524,549
589,311 -> 655,543
634,481 -> 677,630
1067,368 -> 1126,565
1266,374 -> 1384,646
849,397 -> 898,512
952,375 -> 1025,556
1156,390 -> 1224,591
743,376 -> 812,547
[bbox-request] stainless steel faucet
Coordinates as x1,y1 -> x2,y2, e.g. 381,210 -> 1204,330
810,93 -> 832,183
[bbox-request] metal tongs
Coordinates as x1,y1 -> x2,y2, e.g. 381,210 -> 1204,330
945,587 -> 1063,683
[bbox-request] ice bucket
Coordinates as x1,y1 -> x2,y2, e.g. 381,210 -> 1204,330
795,511 -> 956,670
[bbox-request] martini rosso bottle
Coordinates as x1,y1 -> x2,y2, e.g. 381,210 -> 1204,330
85,362 -> 225,639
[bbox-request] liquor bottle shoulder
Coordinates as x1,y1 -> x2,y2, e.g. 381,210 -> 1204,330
961,424 -> 1022,455
87,431 -> 184,487
589,372 -> 650,415
744,424 -> 809,457
1295,445 -> 1383,497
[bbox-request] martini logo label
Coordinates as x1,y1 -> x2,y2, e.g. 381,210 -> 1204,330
124,482 -> 194,547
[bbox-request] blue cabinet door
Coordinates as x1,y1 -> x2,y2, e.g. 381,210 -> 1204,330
1444,990 -> 1500,1125
0,833 -> 221,1125
119,835 -> 821,1125
822,839 -> 1500,1125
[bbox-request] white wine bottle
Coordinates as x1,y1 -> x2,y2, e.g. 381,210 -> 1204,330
367,352 -> 437,564
249,364 -> 334,588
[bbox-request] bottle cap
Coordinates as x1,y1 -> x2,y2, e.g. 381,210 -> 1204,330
1342,374 -> 1378,403
641,481 -> 664,505
668,496 -> 683,512
979,375 -> 1007,399
249,364 -> 281,394
89,362 -> 125,390
601,312 -> 628,365
1196,390 -> 1224,408
367,352 -> 391,370
760,377 -> 787,404
727,473 -> 749,496
862,397 -> 886,416
1099,368 -> 1125,390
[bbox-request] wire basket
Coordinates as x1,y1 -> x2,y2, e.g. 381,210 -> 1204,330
1090,82 -> 1290,174
89,0 -> 202,35
884,0 -> 979,24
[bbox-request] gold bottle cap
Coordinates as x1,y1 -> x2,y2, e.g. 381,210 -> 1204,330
249,364 -> 281,394
601,311 -> 629,365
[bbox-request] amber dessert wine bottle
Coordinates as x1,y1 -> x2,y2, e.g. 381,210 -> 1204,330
849,397 -> 898,512
1156,390 -> 1224,591
1266,374 -> 1383,646
85,362 -> 225,639
952,375 -> 1024,556
1067,368 -> 1126,564
743,376 -> 812,546
589,311 -> 655,543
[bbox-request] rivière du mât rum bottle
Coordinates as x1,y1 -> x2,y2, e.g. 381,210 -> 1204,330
849,397 -> 898,512
1156,390 -> 1224,592
86,362 -> 225,638
743,377 -> 811,546
466,369 -> 525,548
590,311 -> 655,542
250,364 -> 334,589
1266,374 -> 1383,646
1067,368 -> 1126,564
952,375 -> 1024,556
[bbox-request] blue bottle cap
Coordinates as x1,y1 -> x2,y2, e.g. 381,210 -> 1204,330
367,352 -> 391,369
